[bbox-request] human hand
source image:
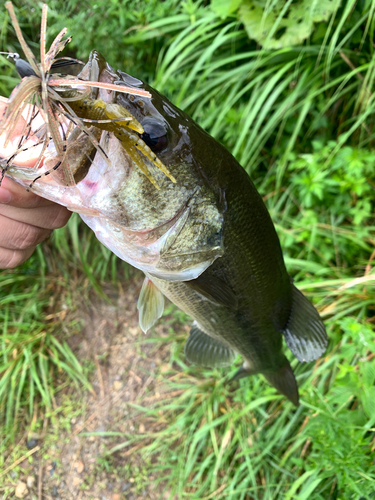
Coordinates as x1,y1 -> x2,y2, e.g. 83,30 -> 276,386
0,97 -> 71,269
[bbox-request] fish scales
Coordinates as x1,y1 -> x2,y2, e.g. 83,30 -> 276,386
148,161 -> 292,370
2,50 -> 328,405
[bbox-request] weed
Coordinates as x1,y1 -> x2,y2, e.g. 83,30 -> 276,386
0,1 -> 375,498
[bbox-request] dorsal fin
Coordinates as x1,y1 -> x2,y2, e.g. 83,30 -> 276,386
137,276 -> 165,333
283,285 -> 328,363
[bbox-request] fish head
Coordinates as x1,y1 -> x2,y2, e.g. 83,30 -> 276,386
1,51 -> 225,280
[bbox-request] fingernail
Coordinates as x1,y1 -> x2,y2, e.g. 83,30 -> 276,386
0,187 -> 12,203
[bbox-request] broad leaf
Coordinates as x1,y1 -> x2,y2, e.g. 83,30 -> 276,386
211,0 -> 243,17
239,0 -> 341,48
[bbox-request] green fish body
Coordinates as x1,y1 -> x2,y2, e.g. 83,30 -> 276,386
5,52 -> 328,404
134,103 -> 327,406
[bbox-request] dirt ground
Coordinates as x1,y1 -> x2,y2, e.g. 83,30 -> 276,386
4,276 -> 186,500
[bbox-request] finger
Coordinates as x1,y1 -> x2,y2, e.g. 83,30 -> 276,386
0,246 -> 35,269
0,202 -> 71,230
0,97 -> 8,113
0,214 -> 52,250
0,177 -> 58,208
0,97 -> 45,130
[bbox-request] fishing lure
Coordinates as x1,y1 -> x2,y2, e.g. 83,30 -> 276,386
0,2 -> 175,189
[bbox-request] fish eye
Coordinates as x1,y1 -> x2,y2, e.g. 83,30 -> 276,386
140,118 -> 168,153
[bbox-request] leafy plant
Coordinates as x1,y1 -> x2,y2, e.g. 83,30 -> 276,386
237,0 -> 342,49
104,307 -> 375,499
0,1 -> 375,498
0,252 -> 91,440
267,141 -> 375,268
288,141 -> 374,220
0,0 -> 182,90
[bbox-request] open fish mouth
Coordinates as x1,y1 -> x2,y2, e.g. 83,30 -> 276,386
0,2 -> 175,196
0,3 -> 329,406
0,11 -> 226,283
0,61 -> 225,281
0,75 -> 174,197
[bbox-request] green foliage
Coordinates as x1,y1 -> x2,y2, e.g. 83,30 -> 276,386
0,0 -> 181,92
1,0 -> 375,498
288,141 -> 374,222
0,248 -> 91,440
331,318 -> 375,419
266,142 -> 375,268
238,0 -> 341,49
107,309 -> 375,499
211,0 -> 243,18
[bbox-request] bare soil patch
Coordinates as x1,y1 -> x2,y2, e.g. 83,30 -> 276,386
5,276 -> 184,500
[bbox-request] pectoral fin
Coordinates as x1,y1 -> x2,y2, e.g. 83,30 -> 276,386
185,322 -> 236,368
137,276 -> 165,333
283,285 -> 328,363
185,274 -> 238,309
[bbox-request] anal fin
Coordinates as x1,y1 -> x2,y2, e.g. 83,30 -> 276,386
137,276 -> 165,333
185,322 -> 236,368
230,362 -> 256,381
283,285 -> 328,363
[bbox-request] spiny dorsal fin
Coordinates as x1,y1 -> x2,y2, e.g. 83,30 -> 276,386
185,322 -> 236,368
283,285 -> 328,363
137,276 -> 165,333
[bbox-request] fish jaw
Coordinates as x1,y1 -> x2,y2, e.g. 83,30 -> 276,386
81,206 -> 222,281
3,127 -> 225,280
1,48 -> 327,406
1,68 -> 225,280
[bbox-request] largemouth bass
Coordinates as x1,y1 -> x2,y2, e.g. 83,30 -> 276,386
2,51 -> 328,405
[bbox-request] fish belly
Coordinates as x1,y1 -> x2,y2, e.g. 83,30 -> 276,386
147,272 -> 286,374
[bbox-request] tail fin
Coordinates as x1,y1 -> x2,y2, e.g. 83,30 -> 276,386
230,359 -> 299,406
263,359 -> 299,406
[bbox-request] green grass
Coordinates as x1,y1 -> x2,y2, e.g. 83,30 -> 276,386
126,0 -> 375,186
0,217 -> 91,441
0,211 -> 135,442
97,278 -> 375,499
1,0 -> 375,498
